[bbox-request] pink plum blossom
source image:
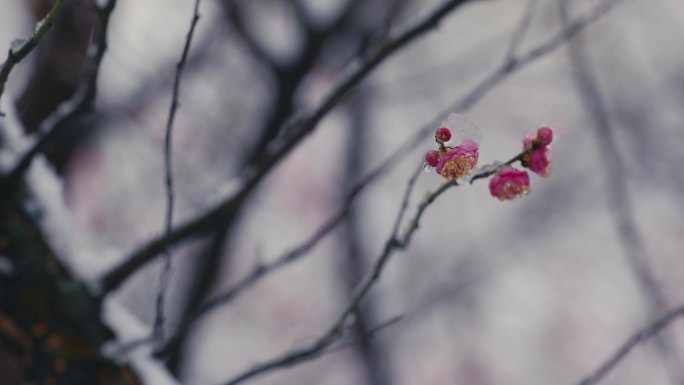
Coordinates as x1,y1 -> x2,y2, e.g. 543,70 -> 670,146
489,167 -> 531,201
436,139 -> 479,180
523,145 -> 551,177
522,127 -> 553,177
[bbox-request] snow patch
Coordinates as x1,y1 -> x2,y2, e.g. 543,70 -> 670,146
102,297 -> 181,385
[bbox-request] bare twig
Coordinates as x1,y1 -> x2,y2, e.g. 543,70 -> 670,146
164,222 -> 232,373
0,0 -> 67,111
153,0 -> 203,342
101,0 -> 483,293
575,304 -> 684,385
318,314 -> 405,358
155,150 -> 400,357
559,0 -> 684,383
0,0 -> 119,202
220,149 -> 528,385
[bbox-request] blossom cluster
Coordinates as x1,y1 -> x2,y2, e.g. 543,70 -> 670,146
424,114 -> 483,181
424,114 -> 553,201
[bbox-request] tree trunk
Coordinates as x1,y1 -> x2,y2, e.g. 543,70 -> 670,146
0,195 -> 141,385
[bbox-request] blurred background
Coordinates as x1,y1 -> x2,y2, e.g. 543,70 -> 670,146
1,0 -> 684,384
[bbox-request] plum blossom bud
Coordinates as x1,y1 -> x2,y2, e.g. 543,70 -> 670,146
537,126 -> 553,146
489,167 -> 531,201
439,113 -> 483,147
435,127 -> 451,143
425,150 -> 440,167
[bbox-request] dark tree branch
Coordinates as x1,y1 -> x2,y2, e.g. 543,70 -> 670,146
164,221 -> 232,375
0,198 -> 142,384
81,0 -> 118,115
222,0 -> 278,72
0,0 -> 119,202
575,304 -> 684,385
240,0 -> 366,165
318,314 -> 404,358
101,0 -> 483,293
0,0 -> 67,110
100,179 -> 251,292
153,0 -> 203,344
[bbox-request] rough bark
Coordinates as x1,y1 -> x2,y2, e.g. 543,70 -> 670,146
0,191 -> 141,385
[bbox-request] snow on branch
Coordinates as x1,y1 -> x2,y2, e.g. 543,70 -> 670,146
0,0 -> 67,111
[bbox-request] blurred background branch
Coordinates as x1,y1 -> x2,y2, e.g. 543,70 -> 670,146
559,0 -> 684,383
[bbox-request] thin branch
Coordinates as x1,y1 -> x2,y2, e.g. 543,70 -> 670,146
100,0 -> 483,293
317,314 -> 404,358
84,0 -> 119,110
164,222 -> 232,373
153,0 -> 203,342
155,151 -> 400,357
575,304 -> 684,385
220,150 -> 528,385
0,0 -> 119,203
0,0 -> 67,111
458,0 -> 619,111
